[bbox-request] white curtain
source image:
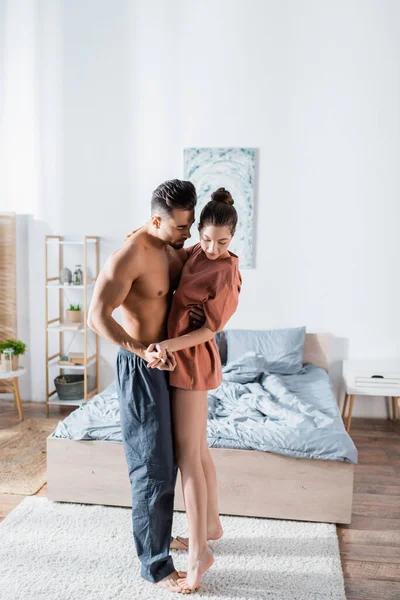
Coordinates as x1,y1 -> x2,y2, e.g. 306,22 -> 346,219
0,0 -> 40,215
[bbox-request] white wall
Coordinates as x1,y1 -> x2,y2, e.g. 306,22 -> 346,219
131,0 -> 400,417
0,0 -> 6,205
33,0 -> 134,394
1,0 -> 41,215
4,0 -> 400,418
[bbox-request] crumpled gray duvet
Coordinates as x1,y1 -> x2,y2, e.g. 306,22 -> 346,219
51,352 -> 358,464
206,352 -> 358,463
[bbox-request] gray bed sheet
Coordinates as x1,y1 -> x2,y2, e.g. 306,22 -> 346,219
51,352 -> 358,464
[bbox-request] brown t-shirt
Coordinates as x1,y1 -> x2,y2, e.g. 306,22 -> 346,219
168,243 -> 242,390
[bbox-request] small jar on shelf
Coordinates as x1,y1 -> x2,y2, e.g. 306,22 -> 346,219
72,265 -> 83,285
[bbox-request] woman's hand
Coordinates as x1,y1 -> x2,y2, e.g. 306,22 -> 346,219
124,227 -> 141,241
142,347 -> 163,364
146,341 -> 173,369
156,350 -> 177,371
146,344 -> 177,371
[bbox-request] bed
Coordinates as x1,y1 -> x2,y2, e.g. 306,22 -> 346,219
46,330 -> 357,524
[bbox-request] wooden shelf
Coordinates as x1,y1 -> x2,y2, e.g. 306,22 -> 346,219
48,388 -> 98,406
57,360 -> 97,370
48,396 -> 85,407
46,279 -> 96,289
45,235 -> 100,416
46,239 -> 98,245
48,357 -> 97,369
47,323 -> 84,332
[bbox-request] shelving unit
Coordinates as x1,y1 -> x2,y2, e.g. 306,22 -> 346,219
45,236 -> 100,415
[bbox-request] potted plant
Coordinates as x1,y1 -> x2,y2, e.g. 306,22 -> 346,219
65,303 -> 82,324
0,339 -> 27,371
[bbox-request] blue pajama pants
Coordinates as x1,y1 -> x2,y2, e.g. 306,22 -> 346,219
116,347 -> 178,583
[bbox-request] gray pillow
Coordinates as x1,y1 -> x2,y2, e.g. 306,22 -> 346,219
225,327 -> 306,375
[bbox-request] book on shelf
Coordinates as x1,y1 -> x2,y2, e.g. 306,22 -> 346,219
58,359 -> 75,366
68,352 -> 85,365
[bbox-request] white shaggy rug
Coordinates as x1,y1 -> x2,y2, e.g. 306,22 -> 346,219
0,497 -> 346,600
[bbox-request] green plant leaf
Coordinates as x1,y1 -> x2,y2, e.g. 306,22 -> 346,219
0,339 -> 27,355
68,303 -> 81,311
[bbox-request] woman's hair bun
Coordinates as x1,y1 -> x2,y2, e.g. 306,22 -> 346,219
211,187 -> 234,206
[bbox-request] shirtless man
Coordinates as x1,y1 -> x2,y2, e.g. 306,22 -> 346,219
87,179 -> 201,593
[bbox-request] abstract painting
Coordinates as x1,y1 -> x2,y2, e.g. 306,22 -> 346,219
184,147 -> 256,268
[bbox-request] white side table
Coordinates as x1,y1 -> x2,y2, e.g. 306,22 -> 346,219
0,367 -> 26,420
342,360 -> 400,432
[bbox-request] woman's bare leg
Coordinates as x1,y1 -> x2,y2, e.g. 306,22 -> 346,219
200,398 -> 223,540
170,400 -> 222,551
200,448 -> 223,540
172,387 -> 214,590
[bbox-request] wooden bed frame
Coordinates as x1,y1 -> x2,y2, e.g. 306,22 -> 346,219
46,333 -> 354,524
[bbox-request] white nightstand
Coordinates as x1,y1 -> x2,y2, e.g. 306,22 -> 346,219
342,360 -> 400,432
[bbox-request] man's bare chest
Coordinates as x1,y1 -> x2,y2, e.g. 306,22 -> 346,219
131,249 -> 182,300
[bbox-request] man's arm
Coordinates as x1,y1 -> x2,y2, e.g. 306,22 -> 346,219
87,245 -> 155,361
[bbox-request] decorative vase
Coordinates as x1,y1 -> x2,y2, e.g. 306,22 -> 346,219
0,353 -> 19,372
65,310 -> 82,324
60,267 -> 72,285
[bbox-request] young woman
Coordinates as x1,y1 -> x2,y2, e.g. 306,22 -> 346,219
147,188 -> 242,591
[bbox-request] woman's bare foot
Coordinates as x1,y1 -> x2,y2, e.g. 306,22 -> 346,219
177,547 -> 214,591
155,571 -> 192,594
207,522 -> 224,542
171,523 -> 224,551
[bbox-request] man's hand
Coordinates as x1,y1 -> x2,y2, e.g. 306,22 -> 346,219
189,305 -> 206,329
146,347 -> 177,371
142,347 -> 164,364
146,342 -> 168,366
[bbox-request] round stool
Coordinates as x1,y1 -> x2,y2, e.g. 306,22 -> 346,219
0,367 -> 26,420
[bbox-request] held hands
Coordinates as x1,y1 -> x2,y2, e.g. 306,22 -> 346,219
156,351 -> 177,371
145,343 -> 177,371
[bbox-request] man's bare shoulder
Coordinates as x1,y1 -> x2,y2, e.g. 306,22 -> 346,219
104,232 -> 149,278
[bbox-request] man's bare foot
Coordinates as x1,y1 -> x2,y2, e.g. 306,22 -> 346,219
170,536 -> 190,551
155,570 -> 192,594
177,547 -> 214,591
170,524 -> 224,551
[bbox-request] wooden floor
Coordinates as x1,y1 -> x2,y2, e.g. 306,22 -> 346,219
1,398 -> 400,600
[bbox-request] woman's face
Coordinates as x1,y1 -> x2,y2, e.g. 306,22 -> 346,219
199,225 -> 233,260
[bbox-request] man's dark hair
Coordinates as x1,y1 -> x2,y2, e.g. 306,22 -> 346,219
151,179 -> 197,217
